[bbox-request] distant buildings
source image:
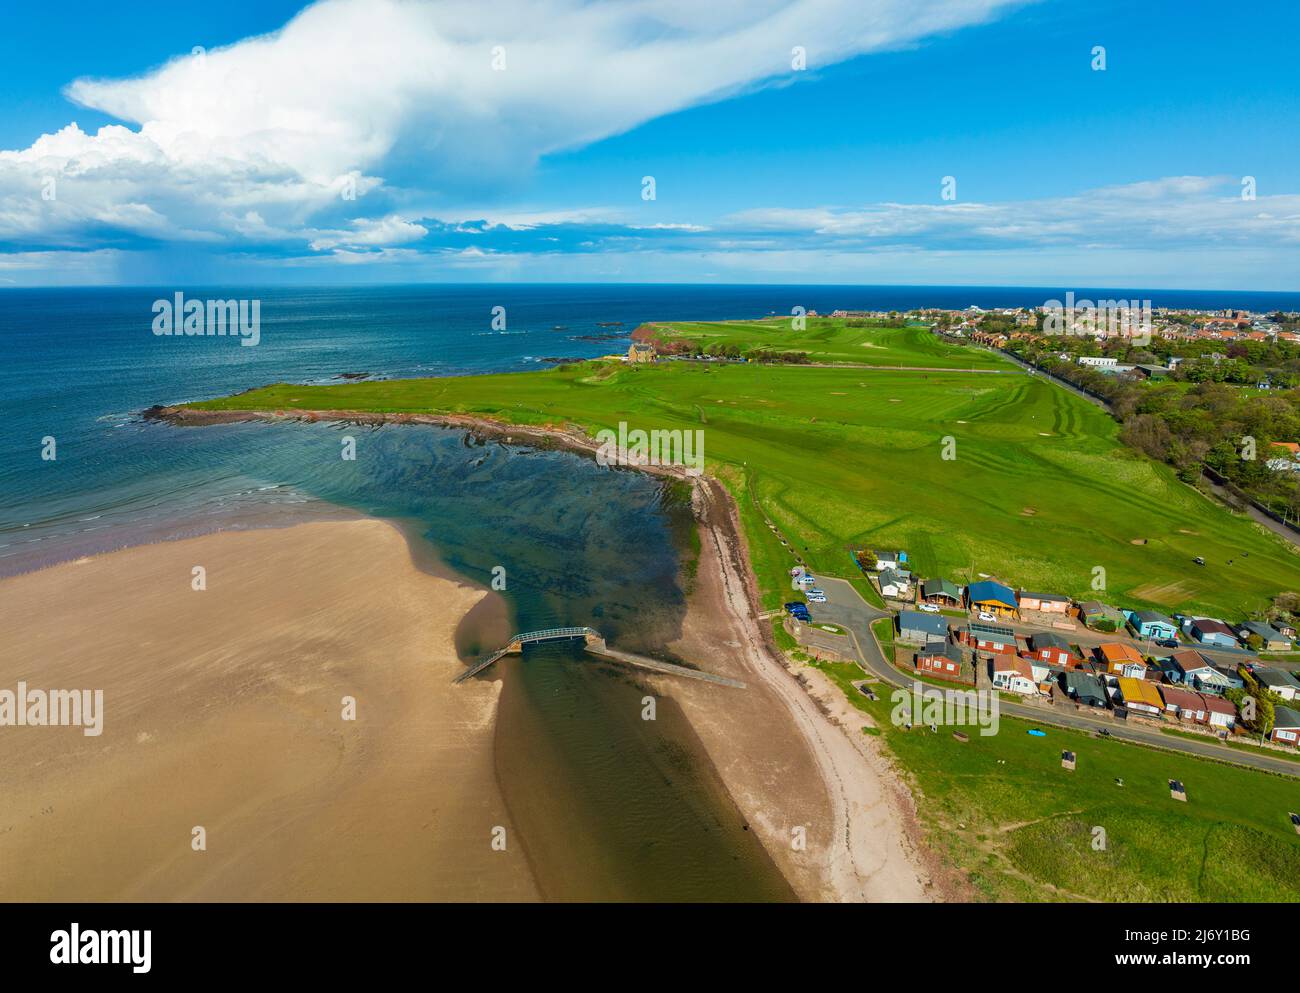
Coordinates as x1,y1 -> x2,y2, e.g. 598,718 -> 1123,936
627,342 -> 656,364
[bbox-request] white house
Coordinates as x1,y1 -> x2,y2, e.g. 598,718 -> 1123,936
878,568 -> 911,599
1077,355 -> 1118,368
873,550 -> 909,571
1202,695 -> 1237,730
991,657 -> 1037,695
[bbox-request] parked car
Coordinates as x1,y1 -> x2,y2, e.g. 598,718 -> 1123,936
917,603 -> 941,613
977,611 -> 996,622
807,593 -> 827,604
1155,638 -> 1179,649
783,602 -> 809,616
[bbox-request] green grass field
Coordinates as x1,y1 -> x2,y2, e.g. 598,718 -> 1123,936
644,316 -> 1009,368
190,356 -> 1300,619
814,659 -> 1300,901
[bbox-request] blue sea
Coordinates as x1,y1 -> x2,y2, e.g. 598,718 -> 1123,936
4,281 -> 1299,900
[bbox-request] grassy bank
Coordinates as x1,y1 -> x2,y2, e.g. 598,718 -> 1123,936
641,316 -> 1010,368
189,355 -> 1300,618
811,658 -> 1300,901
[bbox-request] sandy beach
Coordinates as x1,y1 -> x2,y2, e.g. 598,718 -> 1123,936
661,477 -> 932,902
0,519 -> 537,901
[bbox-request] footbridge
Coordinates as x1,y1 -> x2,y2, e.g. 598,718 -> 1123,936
453,626 -> 744,688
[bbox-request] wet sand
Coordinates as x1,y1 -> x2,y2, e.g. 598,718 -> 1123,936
0,519 -> 537,901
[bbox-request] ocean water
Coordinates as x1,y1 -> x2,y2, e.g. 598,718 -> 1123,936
4,282 -> 1299,900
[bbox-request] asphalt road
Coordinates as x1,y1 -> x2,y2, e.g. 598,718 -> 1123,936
809,576 -> 1300,779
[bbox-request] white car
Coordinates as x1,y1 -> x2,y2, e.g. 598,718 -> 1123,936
977,611 -> 996,622
917,603 -> 941,613
807,593 -> 827,603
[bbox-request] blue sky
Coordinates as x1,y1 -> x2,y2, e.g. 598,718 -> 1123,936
1,0 -> 1297,288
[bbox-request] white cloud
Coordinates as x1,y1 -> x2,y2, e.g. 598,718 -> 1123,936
0,0 -> 1024,253
723,179 -> 1300,247
308,215 -> 429,251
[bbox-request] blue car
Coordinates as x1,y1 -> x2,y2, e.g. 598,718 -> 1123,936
784,602 -> 811,619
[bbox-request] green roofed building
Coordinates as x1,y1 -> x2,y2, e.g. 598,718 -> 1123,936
921,578 -> 962,606
1078,601 -> 1125,632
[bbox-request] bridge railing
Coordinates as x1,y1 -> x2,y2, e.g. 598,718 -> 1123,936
510,626 -> 599,644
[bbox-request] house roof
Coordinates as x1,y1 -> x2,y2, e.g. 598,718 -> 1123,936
898,611 -> 948,637
1020,591 -> 1071,603
1274,705 -> 1300,729
1169,649 -> 1214,673
1131,609 -> 1174,626
966,621 -> 1016,641
967,580 -> 1017,608
1117,677 -> 1163,709
1098,642 -> 1144,665
1078,601 -> 1124,620
918,640 -> 962,665
994,656 -> 1035,679
1192,618 -> 1236,638
1240,620 -> 1286,641
879,568 -> 908,586
1157,684 -> 1205,711
1256,668 -> 1300,690
1029,631 -> 1073,653
1201,695 -> 1237,717
922,578 -> 961,600
1062,671 -> 1106,702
